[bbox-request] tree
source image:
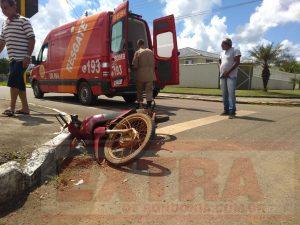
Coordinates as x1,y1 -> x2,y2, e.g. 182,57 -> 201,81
0,58 -> 9,75
280,60 -> 300,74
249,43 -> 283,91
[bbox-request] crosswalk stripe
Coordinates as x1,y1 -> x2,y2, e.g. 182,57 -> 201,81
156,110 -> 256,135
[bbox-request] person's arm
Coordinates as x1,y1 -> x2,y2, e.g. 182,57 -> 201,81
23,37 -> 35,67
132,51 -> 139,70
223,49 -> 241,77
22,18 -> 35,67
0,40 -> 5,53
0,23 -> 6,53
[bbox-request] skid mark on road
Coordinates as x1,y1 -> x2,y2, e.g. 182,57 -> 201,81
157,110 -> 256,135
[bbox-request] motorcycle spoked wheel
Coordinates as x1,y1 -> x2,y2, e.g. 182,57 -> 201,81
104,113 -> 154,166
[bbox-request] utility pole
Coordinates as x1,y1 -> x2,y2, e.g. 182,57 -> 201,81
16,0 -> 39,18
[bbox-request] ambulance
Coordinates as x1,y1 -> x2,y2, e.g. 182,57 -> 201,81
30,1 -> 179,105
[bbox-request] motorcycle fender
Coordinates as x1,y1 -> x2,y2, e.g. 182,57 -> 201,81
93,127 -> 106,161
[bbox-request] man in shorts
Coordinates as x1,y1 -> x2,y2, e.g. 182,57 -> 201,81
0,0 -> 35,116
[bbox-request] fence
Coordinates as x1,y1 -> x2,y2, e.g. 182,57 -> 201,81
178,63 -> 299,90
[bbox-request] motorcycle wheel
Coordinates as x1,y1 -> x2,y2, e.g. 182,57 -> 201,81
104,113 -> 154,166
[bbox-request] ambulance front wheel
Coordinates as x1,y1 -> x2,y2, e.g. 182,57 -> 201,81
78,82 -> 97,105
32,81 -> 44,99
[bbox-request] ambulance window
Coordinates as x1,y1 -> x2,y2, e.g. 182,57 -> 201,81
111,21 -> 123,53
37,43 -> 49,62
41,45 -> 48,62
157,32 -> 174,58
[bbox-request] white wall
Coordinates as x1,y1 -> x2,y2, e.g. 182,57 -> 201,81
178,63 -> 219,88
252,66 -> 300,90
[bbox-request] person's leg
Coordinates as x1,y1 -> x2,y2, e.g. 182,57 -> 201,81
136,81 -> 144,108
227,77 -> 237,115
18,63 -> 29,113
220,78 -> 229,114
4,60 -> 18,114
10,87 -> 19,112
18,91 -> 30,113
145,81 -> 153,108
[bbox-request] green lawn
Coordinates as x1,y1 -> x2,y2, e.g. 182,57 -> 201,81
0,81 -> 31,87
162,87 -> 300,98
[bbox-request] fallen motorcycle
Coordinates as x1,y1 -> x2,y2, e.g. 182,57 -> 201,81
56,108 -> 167,166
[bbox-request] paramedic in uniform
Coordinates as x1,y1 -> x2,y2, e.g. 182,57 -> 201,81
132,39 -> 155,109
0,0 -> 35,116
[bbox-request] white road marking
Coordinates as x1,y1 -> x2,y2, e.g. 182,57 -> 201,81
157,110 -> 256,135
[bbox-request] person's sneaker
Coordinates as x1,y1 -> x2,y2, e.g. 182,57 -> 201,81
220,111 -> 229,116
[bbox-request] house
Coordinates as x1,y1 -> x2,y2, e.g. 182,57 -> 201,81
179,47 -> 220,64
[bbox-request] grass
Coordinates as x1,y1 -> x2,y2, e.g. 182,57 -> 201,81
0,81 -> 31,88
162,87 -> 300,98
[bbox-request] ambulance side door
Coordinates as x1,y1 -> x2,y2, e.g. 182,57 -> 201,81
153,15 -> 179,86
110,1 -> 129,88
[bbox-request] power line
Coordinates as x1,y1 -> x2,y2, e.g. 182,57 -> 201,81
175,0 -> 263,21
65,0 -> 81,19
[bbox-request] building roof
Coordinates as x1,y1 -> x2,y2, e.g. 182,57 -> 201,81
179,47 -> 219,59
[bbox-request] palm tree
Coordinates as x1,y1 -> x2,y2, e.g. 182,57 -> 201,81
249,43 -> 283,91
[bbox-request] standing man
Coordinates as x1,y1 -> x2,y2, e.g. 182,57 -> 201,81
219,38 -> 241,119
0,0 -> 35,117
132,39 -> 155,109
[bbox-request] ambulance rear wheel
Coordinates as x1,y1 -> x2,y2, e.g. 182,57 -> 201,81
32,81 -> 44,99
78,82 -> 97,105
122,94 -> 137,104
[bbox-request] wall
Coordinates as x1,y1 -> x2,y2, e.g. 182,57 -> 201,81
251,66 -> 299,90
177,63 -> 219,88
178,63 -> 299,90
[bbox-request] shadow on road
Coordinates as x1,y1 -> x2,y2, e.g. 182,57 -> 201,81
236,116 -> 275,122
41,95 -> 212,117
114,158 -> 172,177
17,115 -> 55,126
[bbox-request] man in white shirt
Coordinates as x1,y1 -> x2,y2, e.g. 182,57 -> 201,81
219,38 -> 241,119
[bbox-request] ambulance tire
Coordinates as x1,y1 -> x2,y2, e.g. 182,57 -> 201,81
122,94 -> 137,104
78,82 -> 97,105
32,81 -> 44,99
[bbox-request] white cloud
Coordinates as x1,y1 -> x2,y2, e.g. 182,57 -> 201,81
280,39 -> 300,60
235,0 -> 300,45
161,0 -> 226,54
161,0 -> 300,59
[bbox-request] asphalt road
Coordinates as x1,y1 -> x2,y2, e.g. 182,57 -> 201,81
1,86 -> 300,225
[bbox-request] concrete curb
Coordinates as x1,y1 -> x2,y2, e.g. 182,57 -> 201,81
159,93 -> 300,107
0,131 -> 70,208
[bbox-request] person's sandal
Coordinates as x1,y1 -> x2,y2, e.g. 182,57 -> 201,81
15,110 -> 30,115
2,109 -> 15,117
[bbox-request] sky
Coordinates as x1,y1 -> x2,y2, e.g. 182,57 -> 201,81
0,0 -> 300,60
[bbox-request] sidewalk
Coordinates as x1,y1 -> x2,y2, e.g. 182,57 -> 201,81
159,93 -> 300,106
0,99 -> 62,166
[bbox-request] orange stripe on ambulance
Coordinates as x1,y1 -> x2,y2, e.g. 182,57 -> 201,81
67,21 -> 88,72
